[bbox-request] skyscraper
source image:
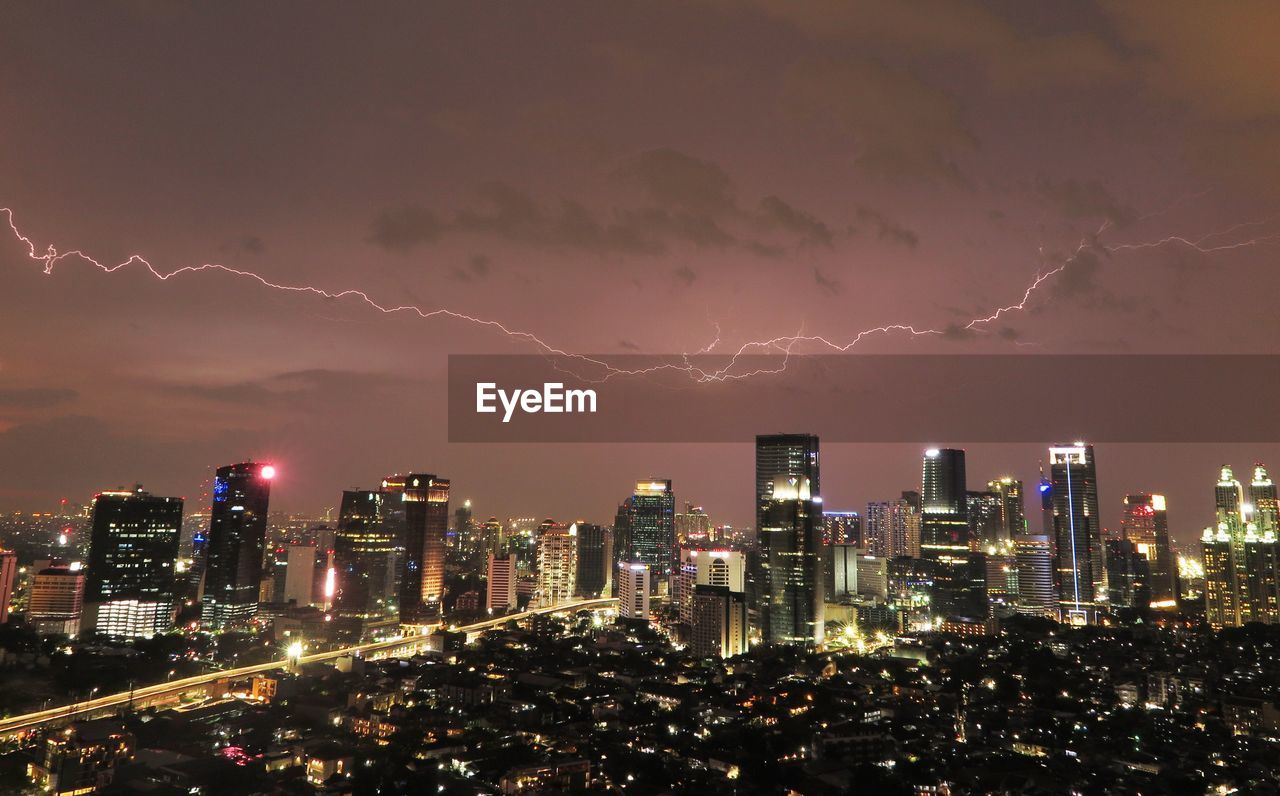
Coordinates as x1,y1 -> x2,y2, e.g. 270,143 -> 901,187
84,486 -> 184,639
1014,535 -> 1055,619
1249,463 -> 1278,535
1202,523 -> 1237,630
1048,444 -> 1105,625
573,523 -> 612,598
535,520 -> 577,607
623,480 -> 675,579
822,511 -> 861,546
988,477 -> 1026,540
1121,493 -> 1177,609
201,462 -> 273,630
333,488 -> 400,636
675,548 -> 746,624
487,554 -> 517,612
921,449 -> 985,619
756,434 -> 820,532
864,498 -> 919,559
757,476 -> 823,647
398,473 -> 449,627
690,585 -> 748,659
29,562 -> 85,637
0,549 -> 15,624
1105,538 -> 1151,612
617,562 -> 650,622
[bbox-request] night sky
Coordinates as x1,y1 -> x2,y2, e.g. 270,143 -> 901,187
2,2 -> 1279,542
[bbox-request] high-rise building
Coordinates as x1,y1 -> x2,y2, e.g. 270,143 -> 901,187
1013,535 -> 1055,619
825,544 -> 861,598
481,517 -> 504,557
623,480 -> 675,579
823,511 -> 861,546
398,473 -> 449,626
1249,463 -> 1278,535
1122,493 -> 1177,609
1202,524 -> 1238,630
201,462 -> 273,630
690,585 -> 748,659
756,433 -> 820,531
82,486 -> 183,639
864,498 -> 919,559
675,504 -> 712,545
988,477 -> 1025,540
281,543 -> 317,606
617,562 -> 650,622
573,523 -> 612,598
1105,538 -> 1151,611
487,554 -> 517,612
757,476 -> 823,647
29,562 -> 85,637
855,554 -> 889,600
966,490 -> 1002,550
675,548 -> 746,624
535,520 -> 577,607
333,488 -> 399,630
921,449 -> 985,619
1048,444 -> 1105,625
983,539 -> 1019,616
1201,464 -> 1279,629
1240,530 -> 1280,625
0,549 -> 17,624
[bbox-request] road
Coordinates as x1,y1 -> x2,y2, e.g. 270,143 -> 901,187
0,597 -> 617,741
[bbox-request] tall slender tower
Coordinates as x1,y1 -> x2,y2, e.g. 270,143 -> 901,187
921,449 -> 985,619
535,520 -> 577,607
988,477 -> 1026,541
201,462 -> 273,630
755,434 -> 820,531
398,473 -> 449,627
624,480 -> 675,579
757,476 -> 824,647
333,488 -> 400,637
1249,463 -> 1278,535
1121,493 -> 1177,609
1049,444 -> 1105,625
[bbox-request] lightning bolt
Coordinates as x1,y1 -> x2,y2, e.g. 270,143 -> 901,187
4,205 -> 1276,384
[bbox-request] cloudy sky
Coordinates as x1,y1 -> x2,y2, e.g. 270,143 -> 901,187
2,1 -> 1279,540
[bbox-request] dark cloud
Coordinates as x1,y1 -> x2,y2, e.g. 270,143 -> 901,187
612,148 -> 736,214
368,206 -> 445,253
853,206 -> 919,248
673,265 -> 697,287
757,196 -> 833,246
813,267 -> 843,296
167,369 -> 419,407
1035,177 -> 1135,226
451,254 -> 493,283
941,324 -> 976,341
0,387 -> 77,410
617,339 -> 641,351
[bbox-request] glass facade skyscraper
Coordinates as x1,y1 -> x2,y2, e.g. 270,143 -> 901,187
397,473 -> 450,627
757,476 -> 824,647
920,448 -> 985,619
1049,444 -> 1105,625
623,480 -> 675,579
84,486 -> 183,638
201,462 -> 273,630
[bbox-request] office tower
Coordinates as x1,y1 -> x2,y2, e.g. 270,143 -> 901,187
481,517 -> 504,557
756,434 -> 821,531
675,548 -> 746,624
623,480 -> 675,579
690,585 -> 748,659
617,562 -> 650,621
29,562 -> 85,636
1105,539 -> 1151,612
28,719 -> 134,795
825,544 -> 861,598
487,554 -> 517,612
82,486 -> 183,639
398,473 -> 450,626
0,549 -> 16,624
855,554 -> 889,600
966,490 -> 1003,550
1240,530 -> 1280,625
865,498 -> 919,559
988,477 -> 1025,540
573,523 -> 612,598
281,543 -> 317,606
333,489 -> 399,631
1048,444 -> 1105,625
888,556 -> 935,629
1216,465 -> 1245,528
201,462 -> 273,630
1122,493 -> 1177,609
535,520 -> 577,607
757,476 -> 824,646
921,449 -> 985,619
453,499 -> 474,550
1014,535 -> 1055,618
1202,524 -> 1238,630
983,540 -> 1018,616
823,511 -> 861,546
675,504 -> 712,544
1249,463 -> 1278,534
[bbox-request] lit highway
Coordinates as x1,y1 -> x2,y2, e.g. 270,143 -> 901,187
0,597 -> 616,741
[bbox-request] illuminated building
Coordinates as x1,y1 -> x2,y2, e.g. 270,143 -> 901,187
983,539 -> 1018,616
1013,535 -> 1055,619
864,498 -> 919,559
1104,538 -> 1150,612
621,479 -> 675,579
675,504 -> 712,544
825,544 -> 861,598
333,488 -> 399,634
888,556 -> 935,630
856,554 -> 889,600
28,719 -> 134,795
573,523 -> 612,598
1121,493 -> 1177,608
28,562 -> 85,637
397,473 -> 449,626
1241,529 -> 1280,625
481,516 -> 504,556
921,449 -> 985,620
966,490 -> 1002,549
755,433 -> 820,530
201,462 -> 273,630
82,486 -> 183,639
823,511 -> 861,546
988,477 -> 1025,540
757,476 -> 824,647
1202,523 -> 1238,630
675,548 -> 746,624
487,554 -> 517,612
281,543 -> 317,606
1250,463 -> 1278,535
1048,444 -> 1105,625
690,585 -> 748,658
617,562 -> 650,622
0,549 -> 15,624
535,520 -> 577,607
